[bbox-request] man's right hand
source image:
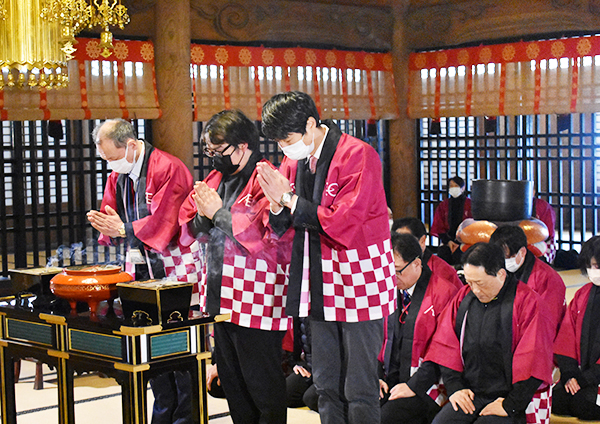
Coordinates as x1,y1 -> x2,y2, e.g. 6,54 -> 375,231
565,377 -> 581,395
206,364 -> 220,390
293,365 -> 311,378
449,389 -> 476,414
379,379 -> 389,399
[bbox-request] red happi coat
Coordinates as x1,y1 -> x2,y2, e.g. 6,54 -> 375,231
383,268 -> 460,405
425,282 -> 554,387
99,144 -> 193,254
521,254 -> 566,337
554,283 -> 600,371
533,198 -> 556,241
277,125 -> 396,322
430,197 -> 472,240
179,160 -> 294,331
427,252 -> 463,290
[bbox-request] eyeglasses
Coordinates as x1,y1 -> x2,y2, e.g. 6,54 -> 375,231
202,143 -> 234,158
395,257 -> 417,277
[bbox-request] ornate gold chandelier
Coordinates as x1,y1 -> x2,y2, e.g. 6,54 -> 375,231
0,0 -> 129,89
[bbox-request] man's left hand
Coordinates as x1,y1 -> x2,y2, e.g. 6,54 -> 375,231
87,205 -> 124,238
388,383 -> 416,400
479,397 -> 508,417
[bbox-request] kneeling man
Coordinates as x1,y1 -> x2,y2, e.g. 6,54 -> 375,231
380,233 -> 460,424
426,243 -> 553,424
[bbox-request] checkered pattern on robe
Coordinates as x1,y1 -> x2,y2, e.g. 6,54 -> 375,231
218,238 -> 291,331
186,239 -> 291,331
544,237 -> 557,264
297,237 -> 396,322
525,384 -> 552,424
160,239 -> 204,307
411,364 -> 448,407
124,240 -> 205,308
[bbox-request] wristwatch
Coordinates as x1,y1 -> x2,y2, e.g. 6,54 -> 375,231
279,191 -> 294,207
118,224 -> 126,237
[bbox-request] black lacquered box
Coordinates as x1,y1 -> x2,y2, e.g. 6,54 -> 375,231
117,280 -> 193,326
9,267 -> 63,295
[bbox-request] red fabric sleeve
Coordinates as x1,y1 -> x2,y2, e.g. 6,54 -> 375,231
554,283 -> 592,364
534,198 -> 556,240
529,260 -> 566,336
430,199 -> 449,238
423,286 -> 470,372
315,136 -> 390,250
511,284 -> 554,385
128,151 -> 193,253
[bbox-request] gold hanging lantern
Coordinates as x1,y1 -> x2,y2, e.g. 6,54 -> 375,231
0,0 -> 69,89
0,0 -> 128,90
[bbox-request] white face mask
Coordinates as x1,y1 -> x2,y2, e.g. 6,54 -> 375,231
505,256 -> 521,273
448,187 -> 462,198
389,219 -> 394,231
108,143 -> 135,174
280,131 -> 314,161
588,268 -> 600,286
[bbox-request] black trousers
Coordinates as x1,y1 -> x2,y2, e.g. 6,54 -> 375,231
552,382 -> 600,420
432,396 -> 515,424
380,393 -> 440,424
150,371 -> 192,424
286,371 -> 318,411
214,321 -> 286,424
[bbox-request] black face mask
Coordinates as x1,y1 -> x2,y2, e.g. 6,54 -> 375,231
211,153 -> 239,175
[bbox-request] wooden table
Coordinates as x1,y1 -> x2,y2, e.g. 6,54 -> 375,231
0,303 -> 224,424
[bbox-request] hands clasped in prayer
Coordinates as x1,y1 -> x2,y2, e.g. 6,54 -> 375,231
192,181 -> 223,220
256,162 -> 292,212
87,205 -> 124,238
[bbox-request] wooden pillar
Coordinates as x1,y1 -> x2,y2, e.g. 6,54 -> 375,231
152,0 -> 193,171
389,4 -> 418,220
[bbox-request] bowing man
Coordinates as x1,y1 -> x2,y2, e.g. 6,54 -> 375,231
179,110 -> 294,424
553,235 -> 600,420
256,91 -> 396,424
489,225 -> 565,338
380,233 -> 460,424
426,242 -> 554,424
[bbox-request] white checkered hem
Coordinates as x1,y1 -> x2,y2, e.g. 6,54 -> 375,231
412,363 -> 448,406
220,254 -> 291,331
160,240 -> 204,307
525,384 -> 552,424
320,238 -> 397,322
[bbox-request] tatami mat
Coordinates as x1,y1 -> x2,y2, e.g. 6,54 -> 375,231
4,270 -> 590,424
10,361 -> 321,424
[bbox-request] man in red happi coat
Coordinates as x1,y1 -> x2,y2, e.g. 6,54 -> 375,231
256,91 -> 396,424
380,232 -> 460,424
425,243 -> 554,424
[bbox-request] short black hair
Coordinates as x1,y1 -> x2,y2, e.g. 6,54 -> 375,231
449,176 -> 465,189
489,225 -> 528,256
463,242 -> 505,276
261,91 -> 320,141
579,236 -> 600,276
392,217 -> 427,239
391,232 -> 423,263
203,110 -> 259,151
